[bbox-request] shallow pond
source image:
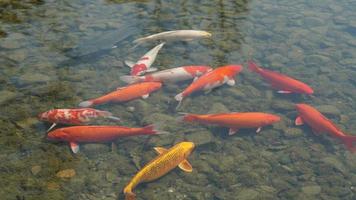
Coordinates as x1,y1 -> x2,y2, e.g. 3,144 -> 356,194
0,0 -> 355,199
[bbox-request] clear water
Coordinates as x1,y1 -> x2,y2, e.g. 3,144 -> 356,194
0,0 -> 355,199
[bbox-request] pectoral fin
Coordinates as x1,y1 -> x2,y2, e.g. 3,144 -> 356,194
227,79 -> 235,86
142,94 -> 149,99
277,90 -> 292,94
47,123 -> 57,132
125,60 -> 135,68
70,142 -> 80,154
178,159 -> 193,172
146,67 -> 158,73
154,147 -> 168,155
229,128 -> 239,135
256,127 -> 262,133
295,116 -> 304,126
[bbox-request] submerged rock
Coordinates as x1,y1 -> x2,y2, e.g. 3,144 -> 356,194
56,169 -> 76,178
0,90 -> 17,105
47,182 -> 60,190
31,165 -> 42,175
236,188 -> 259,200
316,105 -> 341,116
18,72 -> 51,85
301,185 -> 321,195
185,130 -> 213,147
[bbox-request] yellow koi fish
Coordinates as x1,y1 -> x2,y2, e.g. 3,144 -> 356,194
123,141 -> 195,200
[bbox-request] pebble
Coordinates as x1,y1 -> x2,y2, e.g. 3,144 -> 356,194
56,169 -> 76,178
31,165 -> 41,175
301,185 -> 321,195
0,90 -> 17,105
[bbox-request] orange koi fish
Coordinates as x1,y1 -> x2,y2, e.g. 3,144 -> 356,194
47,124 -> 159,153
175,65 -> 243,106
38,108 -> 120,132
124,142 -> 195,200
248,61 -> 314,94
79,82 -> 162,107
125,43 -> 165,76
295,103 -> 356,152
120,65 -> 212,84
182,112 -> 280,135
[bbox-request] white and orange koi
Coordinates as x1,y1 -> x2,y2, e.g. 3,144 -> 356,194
125,42 -> 165,76
38,108 -> 120,132
120,65 -> 212,84
174,65 -> 243,107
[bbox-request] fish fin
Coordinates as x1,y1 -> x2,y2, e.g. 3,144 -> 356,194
178,159 -> 193,172
145,67 -> 158,73
295,116 -> 304,126
47,123 -> 57,132
97,110 -> 120,121
111,45 -> 117,49
120,75 -> 142,84
125,60 -> 135,68
340,135 -> 356,153
178,113 -> 198,122
142,124 -> 168,135
277,90 -> 292,94
70,142 -> 80,154
229,128 -> 239,135
79,100 -> 94,107
204,89 -> 212,94
111,142 -> 117,152
193,77 -> 199,82
154,147 -> 168,155
142,94 -> 149,99
175,93 -> 184,109
124,191 -> 136,200
256,127 -> 262,133
227,79 -> 235,86
247,60 -> 262,73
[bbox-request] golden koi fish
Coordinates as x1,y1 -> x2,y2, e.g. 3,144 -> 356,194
123,141 -> 195,200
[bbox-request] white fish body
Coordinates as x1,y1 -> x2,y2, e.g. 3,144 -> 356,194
133,30 -> 212,45
126,42 -> 165,75
120,66 -> 212,84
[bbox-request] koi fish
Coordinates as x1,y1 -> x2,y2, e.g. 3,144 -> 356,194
79,82 -> 162,107
174,65 -> 243,107
125,43 -> 165,76
120,65 -> 212,84
248,61 -> 314,94
124,141 -> 195,200
38,108 -> 120,132
181,112 -> 280,135
47,124 -> 160,153
133,30 -> 212,47
295,103 -> 356,152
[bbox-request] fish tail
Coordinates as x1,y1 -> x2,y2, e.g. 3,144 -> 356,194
340,134 -> 356,153
79,100 -> 94,107
124,186 -> 136,200
177,112 -> 198,122
141,124 -> 168,135
247,60 -> 261,73
125,192 -> 136,200
97,110 -> 120,121
120,75 -> 143,84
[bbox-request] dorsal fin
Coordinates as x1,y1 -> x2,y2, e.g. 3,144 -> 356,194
154,147 -> 168,155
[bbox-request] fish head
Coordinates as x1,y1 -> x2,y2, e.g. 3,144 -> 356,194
47,129 -> 70,141
266,114 -> 281,124
179,142 -> 195,158
38,110 -> 54,121
295,103 -> 310,114
302,85 -> 314,95
225,65 -> 243,76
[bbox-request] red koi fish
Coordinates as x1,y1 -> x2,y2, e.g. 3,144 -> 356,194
38,108 -> 120,132
79,82 -> 162,107
181,112 -> 280,135
47,124 -> 159,153
248,61 -> 313,94
174,65 -> 243,107
125,43 -> 165,76
295,103 -> 356,152
120,65 -> 212,84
